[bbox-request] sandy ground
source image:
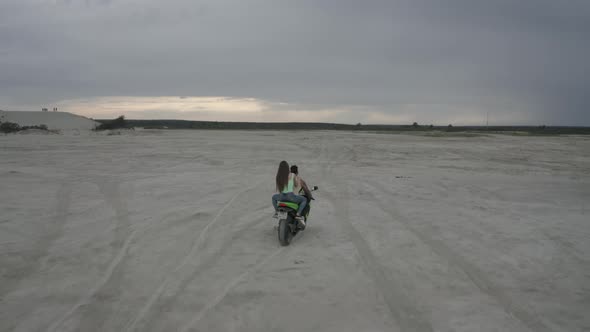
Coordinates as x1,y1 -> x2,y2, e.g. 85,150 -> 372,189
1,130 -> 589,332
0,111 -> 98,131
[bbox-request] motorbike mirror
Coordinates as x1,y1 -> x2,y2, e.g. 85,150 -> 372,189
313,186 -> 319,191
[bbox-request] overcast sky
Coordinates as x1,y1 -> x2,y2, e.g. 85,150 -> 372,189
1,0 -> 589,125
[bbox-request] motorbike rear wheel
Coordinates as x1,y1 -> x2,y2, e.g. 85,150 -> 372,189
278,216 -> 293,246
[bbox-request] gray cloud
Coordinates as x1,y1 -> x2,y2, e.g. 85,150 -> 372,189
1,0 -> 589,125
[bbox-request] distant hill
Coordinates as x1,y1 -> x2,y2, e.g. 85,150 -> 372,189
0,111 -> 98,130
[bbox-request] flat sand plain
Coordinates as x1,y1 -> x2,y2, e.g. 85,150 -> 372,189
1,130 -> 589,332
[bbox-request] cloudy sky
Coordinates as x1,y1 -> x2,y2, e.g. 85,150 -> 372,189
1,0 -> 589,125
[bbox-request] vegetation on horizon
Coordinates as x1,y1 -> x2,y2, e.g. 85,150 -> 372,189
0,119 -> 49,134
95,115 -> 129,131
93,119 -> 590,135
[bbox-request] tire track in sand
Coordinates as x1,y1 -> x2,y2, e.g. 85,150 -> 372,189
178,247 -> 285,332
137,204 -> 270,331
125,180 -> 264,332
323,187 -> 433,332
48,172 -> 252,331
365,180 -> 553,332
47,180 -> 132,332
74,180 -> 134,331
174,230 -> 309,332
45,179 -> 202,332
0,181 -> 72,332
318,135 -> 433,332
1,182 -> 72,297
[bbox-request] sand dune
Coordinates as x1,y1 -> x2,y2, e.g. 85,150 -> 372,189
0,111 -> 98,130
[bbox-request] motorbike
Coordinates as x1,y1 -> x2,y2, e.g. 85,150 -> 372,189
276,186 -> 318,246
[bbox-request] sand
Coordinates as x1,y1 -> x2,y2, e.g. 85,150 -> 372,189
0,111 -> 98,131
1,130 -> 589,332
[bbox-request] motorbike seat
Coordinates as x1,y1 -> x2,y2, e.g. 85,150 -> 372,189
278,201 -> 299,210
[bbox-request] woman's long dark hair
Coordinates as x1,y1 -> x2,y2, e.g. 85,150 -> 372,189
276,160 -> 290,192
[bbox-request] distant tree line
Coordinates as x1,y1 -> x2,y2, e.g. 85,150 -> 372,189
95,115 -> 129,130
92,118 -> 590,135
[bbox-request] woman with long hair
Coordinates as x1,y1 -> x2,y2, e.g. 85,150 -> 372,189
272,160 -> 307,227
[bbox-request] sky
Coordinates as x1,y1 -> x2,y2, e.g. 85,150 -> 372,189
1,0 -> 589,125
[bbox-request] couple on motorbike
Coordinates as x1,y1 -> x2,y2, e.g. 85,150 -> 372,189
272,161 -> 313,228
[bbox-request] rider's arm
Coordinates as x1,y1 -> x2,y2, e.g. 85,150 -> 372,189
299,177 -> 313,199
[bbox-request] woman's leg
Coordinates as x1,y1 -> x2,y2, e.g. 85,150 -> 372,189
271,193 -> 281,211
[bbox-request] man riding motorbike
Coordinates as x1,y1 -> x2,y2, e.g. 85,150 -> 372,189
289,164 -> 314,218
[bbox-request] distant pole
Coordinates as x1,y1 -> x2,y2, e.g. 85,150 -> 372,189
486,111 -> 489,128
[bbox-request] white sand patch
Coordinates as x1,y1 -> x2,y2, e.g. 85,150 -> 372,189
0,111 -> 98,131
